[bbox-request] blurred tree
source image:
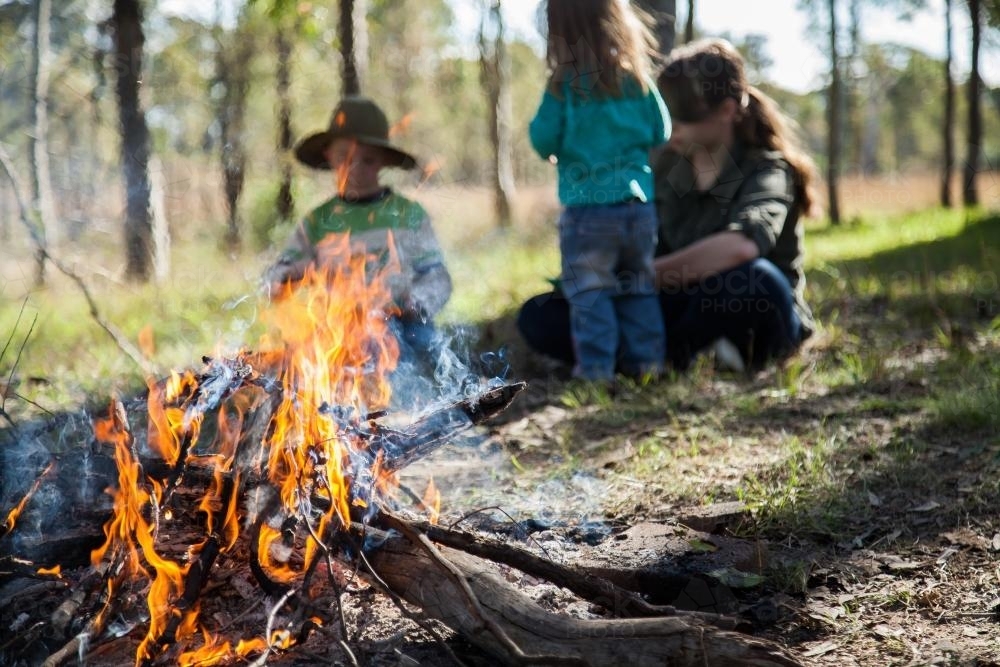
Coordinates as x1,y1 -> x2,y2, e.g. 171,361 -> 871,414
964,0 -> 981,206
719,32 -> 772,84
826,0 -> 842,224
633,0 -> 676,57
685,0 -> 694,43
479,0 -> 514,228
112,0 -> 168,282
28,0 -> 56,285
214,4 -> 256,251
339,0 -> 367,94
942,0 -> 954,206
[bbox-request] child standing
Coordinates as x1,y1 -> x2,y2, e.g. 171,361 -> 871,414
530,0 -> 670,382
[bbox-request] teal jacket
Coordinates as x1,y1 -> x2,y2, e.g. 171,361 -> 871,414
529,77 -> 670,206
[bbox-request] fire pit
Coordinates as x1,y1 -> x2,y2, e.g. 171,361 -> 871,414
1,244 -> 802,666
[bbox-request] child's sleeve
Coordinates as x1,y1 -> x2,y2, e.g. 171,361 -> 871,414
649,81 -> 670,148
528,87 -> 564,160
402,214 -> 453,318
263,219 -> 316,291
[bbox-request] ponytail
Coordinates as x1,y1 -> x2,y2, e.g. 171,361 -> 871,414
738,86 -> 820,218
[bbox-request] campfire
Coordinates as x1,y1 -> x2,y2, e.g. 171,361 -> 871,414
1,239 -> 803,666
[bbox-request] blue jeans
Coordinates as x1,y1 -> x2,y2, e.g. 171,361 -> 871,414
559,202 -> 665,380
659,258 -> 803,370
517,258 -> 804,372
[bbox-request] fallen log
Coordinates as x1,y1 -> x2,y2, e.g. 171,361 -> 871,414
363,527 -> 804,667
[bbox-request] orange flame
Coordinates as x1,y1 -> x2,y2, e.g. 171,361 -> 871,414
88,212 -> 407,665
2,462 -> 53,533
422,478 -> 441,525
37,564 -> 62,577
146,370 -> 201,466
138,324 -> 155,360
389,112 -> 414,138
336,140 -> 357,197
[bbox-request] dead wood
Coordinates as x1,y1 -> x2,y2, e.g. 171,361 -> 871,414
362,526 -> 804,667
378,512 -> 740,628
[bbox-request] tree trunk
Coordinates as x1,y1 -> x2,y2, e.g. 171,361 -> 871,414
216,6 -> 253,250
29,0 -> 57,287
479,0 -> 514,229
112,0 -> 160,283
826,0 -> 842,225
633,0 -> 676,57
275,26 -> 294,223
963,0 -> 981,207
685,0 -> 694,43
941,0 -> 954,207
846,0 -> 862,174
339,0 -> 361,95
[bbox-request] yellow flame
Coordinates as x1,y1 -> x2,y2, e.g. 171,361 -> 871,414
422,478 -> 441,525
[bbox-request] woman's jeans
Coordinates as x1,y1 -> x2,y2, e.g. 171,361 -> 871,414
518,258 -> 803,372
559,202 -> 665,380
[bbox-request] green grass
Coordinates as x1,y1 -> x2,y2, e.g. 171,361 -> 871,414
3,199 -> 1000,532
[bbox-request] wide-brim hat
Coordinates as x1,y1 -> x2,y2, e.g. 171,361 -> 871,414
294,96 -> 418,170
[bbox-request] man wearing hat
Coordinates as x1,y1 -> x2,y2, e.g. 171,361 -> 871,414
265,97 -> 452,362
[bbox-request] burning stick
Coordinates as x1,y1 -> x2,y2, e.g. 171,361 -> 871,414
1,461 -> 55,539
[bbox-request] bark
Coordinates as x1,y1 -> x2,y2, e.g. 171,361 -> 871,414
29,0 -> 58,286
846,0 -> 862,174
479,0 -> 515,229
339,0 -> 362,95
275,25 -> 294,223
685,0 -> 694,43
112,0 -> 163,282
216,7 -> 254,250
941,0 -> 955,207
366,530 -> 804,667
633,0 -> 676,57
963,0 -> 981,207
826,0 -> 842,225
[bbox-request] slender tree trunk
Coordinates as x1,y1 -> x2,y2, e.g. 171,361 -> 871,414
685,0 -> 694,43
339,0 -> 361,95
112,0 -> 158,282
826,0 -> 842,225
963,0 -> 981,207
275,26 -> 294,223
633,0 -> 676,57
847,0 -> 862,174
941,0 -> 954,208
216,4 -> 253,250
29,0 -> 57,287
479,0 -> 514,229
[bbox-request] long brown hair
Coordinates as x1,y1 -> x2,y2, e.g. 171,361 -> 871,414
544,0 -> 657,98
658,38 -> 820,217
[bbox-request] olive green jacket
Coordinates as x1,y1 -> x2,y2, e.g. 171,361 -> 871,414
653,141 -> 815,337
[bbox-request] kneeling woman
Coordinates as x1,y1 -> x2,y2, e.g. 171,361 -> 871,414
518,39 -> 819,373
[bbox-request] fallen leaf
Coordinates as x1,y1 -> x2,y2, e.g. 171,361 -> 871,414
868,491 -> 882,507
872,624 -> 902,639
910,500 -> 941,512
943,528 -> 990,550
805,601 -> 843,624
992,534 -> 1000,551
802,640 -> 839,657
936,547 -> 960,564
708,567 -> 766,589
687,538 -> 718,553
